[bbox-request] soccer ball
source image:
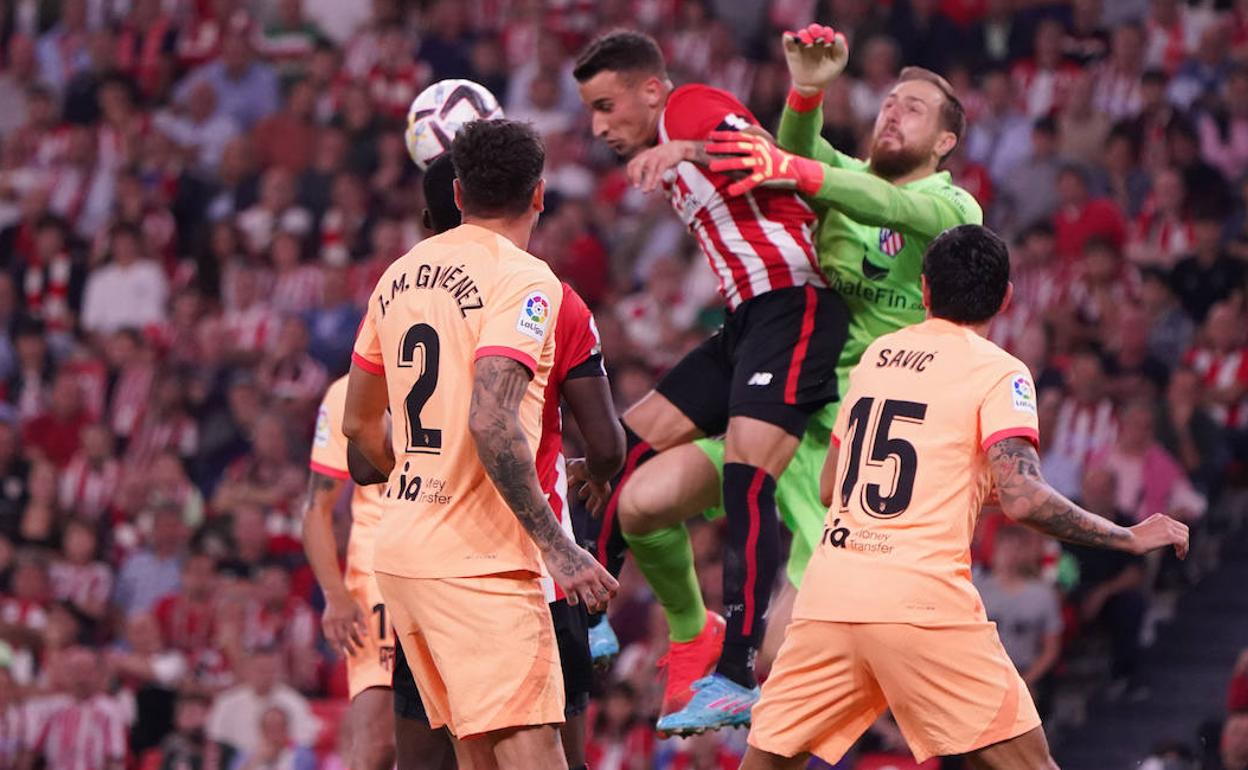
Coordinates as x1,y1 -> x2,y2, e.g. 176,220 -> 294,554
404,79 -> 504,171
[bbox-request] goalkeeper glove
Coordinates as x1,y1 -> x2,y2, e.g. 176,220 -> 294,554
706,130 -> 825,198
783,23 -> 849,99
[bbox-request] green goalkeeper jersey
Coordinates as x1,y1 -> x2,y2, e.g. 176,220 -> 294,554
777,103 -> 983,429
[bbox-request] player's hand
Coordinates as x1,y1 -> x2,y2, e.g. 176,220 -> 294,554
567,457 -> 612,517
322,591 -> 367,656
783,24 -> 849,96
1126,512 -> 1189,559
543,538 -> 618,613
627,141 -> 700,193
706,130 -> 825,197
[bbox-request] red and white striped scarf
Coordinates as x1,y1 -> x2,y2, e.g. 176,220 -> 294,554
59,456 -> 121,522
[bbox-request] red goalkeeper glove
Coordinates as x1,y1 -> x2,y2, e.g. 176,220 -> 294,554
706,130 -> 825,198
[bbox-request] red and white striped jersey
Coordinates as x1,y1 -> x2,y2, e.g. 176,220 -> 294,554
657,84 -> 825,311
0,703 -> 26,768
35,696 -> 127,770
59,457 -> 121,522
1184,346 -> 1248,429
537,283 -> 605,603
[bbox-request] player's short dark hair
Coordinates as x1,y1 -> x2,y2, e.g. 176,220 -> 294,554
922,224 -> 1010,325
898,66 -> 965,156
450,119 -> 544,219
573,30 -> 667,83
423,153 -> 461,234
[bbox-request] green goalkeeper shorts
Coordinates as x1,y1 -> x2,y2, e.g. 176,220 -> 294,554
693,405 -> 835,588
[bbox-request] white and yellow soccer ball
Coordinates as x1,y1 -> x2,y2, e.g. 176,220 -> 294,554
404,79 -> 504,170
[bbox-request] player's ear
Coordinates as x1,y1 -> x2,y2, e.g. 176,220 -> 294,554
996,281 -> 1014,316
643,76 -> 667,108
532,179 -> 546,214
452,179 -> 465,213
422,209 -> 433,233
920,274 -> 931,313
934,131 -> 957,164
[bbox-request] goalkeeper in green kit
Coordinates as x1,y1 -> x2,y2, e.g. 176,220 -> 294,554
589,24 -> 984,735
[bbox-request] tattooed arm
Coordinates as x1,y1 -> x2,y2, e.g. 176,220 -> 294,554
988,437 -> 1189,557
469,356 -> 618,610
300,470 -> 365,655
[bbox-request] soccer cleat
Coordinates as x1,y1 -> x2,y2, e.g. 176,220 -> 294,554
654,673 -> 760,736
589,616 -> 620,667
657,611 -> 727,720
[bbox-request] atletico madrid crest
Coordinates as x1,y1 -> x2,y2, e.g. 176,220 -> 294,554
879,228 -> 905,256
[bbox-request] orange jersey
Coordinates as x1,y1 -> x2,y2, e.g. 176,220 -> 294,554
352,224 -> 561,580
309,376 -> 386,584
795,318 -> 1040,625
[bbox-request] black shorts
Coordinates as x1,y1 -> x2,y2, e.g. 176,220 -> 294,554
550,598 -> 592,718
391,598 -> 593,723
656,284 -> 848,438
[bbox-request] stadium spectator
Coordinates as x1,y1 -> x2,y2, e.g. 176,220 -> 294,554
1170,213 -> 1246,323
1042,349 -> 1119,499
154,80 -> 241,174
1069,466 -> 1150,695
176,34 -> 280,131
113,505 -> 189,617
22,371 -> 89,468
25,646 -> 126,770
205,648 -> 318,756
1184,301 -> 1248,433
976,526 -> 1063,699
1090,398 -> 1206,523
1053,164 -> 1129,264
149,692 -> 235,770
251,79 -> 319,174
108,613 -> 187,754
80,224 -> 170,336
1127,166 -> 1194,269
229,705 -> 317,770
1140,266 -> 1197,365
995,116 -> 1062,238
49,517 -> 112,623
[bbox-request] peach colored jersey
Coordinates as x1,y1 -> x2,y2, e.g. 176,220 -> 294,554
352,224 -> 561,580
795,318 -> 1040,624
310,376 -> 386,585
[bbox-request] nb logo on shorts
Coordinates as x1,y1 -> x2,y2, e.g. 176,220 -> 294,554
747,372 -> 773,386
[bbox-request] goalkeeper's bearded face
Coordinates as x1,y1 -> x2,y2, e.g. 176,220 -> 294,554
868,79 -> 954,180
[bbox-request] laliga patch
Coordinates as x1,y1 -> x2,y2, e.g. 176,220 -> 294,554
516,291 -> 551,342
313,405 -> 331,447
1011,374 -> 1036,415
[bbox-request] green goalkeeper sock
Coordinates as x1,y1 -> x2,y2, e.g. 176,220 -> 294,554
623,524 -> 707,643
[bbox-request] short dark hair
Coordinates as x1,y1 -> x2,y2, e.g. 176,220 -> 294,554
922,224 -> 1010,324
898,66 -> 965,157
423,153 -> 461,234
450,119 -> 544,219
573,30 -> 667,83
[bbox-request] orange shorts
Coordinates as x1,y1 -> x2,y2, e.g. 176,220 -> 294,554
345,568 -> 395,701
750,619 -> 1040,764
375,570 -> 564,739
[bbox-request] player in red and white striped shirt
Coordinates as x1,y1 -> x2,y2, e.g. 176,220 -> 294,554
574,31 -> 849,706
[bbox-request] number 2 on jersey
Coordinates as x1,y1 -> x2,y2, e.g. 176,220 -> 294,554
839,397 -> 928,518
398,324 -> 442,453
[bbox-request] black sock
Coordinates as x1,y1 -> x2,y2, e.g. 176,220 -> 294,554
569,765 -> 588,770
716,462 -> 780,689
588,422 -> 657,579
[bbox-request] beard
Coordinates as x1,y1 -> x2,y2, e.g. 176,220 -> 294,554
868,139 -> 929,180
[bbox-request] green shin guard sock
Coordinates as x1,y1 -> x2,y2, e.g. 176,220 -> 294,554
623,523 -> 708,643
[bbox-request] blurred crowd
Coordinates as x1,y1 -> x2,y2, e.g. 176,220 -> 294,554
0,0 -> 1245,768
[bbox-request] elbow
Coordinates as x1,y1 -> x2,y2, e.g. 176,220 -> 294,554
341,412 -> 364,443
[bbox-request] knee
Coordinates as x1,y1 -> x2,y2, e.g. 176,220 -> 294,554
619,477 -> 665,536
